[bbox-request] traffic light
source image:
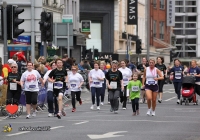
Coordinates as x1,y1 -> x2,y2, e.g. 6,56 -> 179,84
12,6 -> 24,39
170,49 -> 176,62
39,11 -> 53,42
85,49 -> 92,60
136,39 -> 142,54
94,49 -> 99,57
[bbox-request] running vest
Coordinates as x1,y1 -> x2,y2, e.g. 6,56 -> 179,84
146,67 -> 158,85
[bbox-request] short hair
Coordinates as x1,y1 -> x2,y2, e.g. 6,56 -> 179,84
55,58 -> 63,64
63,54 -> 68,58
71,65 -> 78,71
174,59 -> 181,64
149,58 -> 156,63
157,56 -> 164,63
27,61 -> 33,66
12,55 -> 18,61
132,72 -> 139,77
94,61 -> 100,66
11,63 -> 18,68
50,61 -> 56,67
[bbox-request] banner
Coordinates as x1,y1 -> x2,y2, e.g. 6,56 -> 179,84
13,36 -> 31,45
127,0 -> 138,25
167,0 -> 175,26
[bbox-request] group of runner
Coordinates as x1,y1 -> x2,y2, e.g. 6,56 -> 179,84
3,52 -> 200,119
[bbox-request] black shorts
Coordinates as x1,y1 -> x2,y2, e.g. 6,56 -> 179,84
53,88 -> 65,97
25,91 -> 38,105
145,84 -> 158,92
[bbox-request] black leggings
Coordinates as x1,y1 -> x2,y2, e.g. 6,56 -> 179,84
158,80 -> 165,92
131,98 -> 139,112
6,90 -> 21,105
25,91 -> 38,105
71,91 -> 81,108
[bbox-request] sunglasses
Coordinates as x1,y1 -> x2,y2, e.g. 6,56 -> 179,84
11,66 -> 17,68
72,69 -> 76,71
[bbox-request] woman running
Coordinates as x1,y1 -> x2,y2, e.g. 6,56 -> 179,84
188,60 -> 200,105
89,61 -> 105,110
6,63 -> 22,118
170,59 -> 184,104
118,60 -> 132,110
155,57 -> 167,103
142,58 -> 163,116
68,65 -> 84,112
100,62 -> 107,105
20,62 -> 44,119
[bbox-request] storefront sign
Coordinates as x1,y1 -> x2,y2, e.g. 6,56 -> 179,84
167,0 -> 175,26
81,20 -> 91,32
13,36 -> 31,45
127,0 -> 138,25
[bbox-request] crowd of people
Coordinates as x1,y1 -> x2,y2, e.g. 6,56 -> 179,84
0,52 -> 199,119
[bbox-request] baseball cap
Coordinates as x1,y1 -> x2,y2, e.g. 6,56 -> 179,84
111,60 -> 118,64
8,59 -> 15,64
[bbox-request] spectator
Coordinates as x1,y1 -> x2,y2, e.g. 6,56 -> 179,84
62,54 -> 69,70
82,60 -> 90,70
15,52 -> 27,74
78,61 -> 84,71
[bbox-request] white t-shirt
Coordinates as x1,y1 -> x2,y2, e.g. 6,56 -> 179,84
43,70 -> 53,91
89,69 -> 105,88
20,70 -> 41,92
118,67 -> 132,86
68,73 -> 84,91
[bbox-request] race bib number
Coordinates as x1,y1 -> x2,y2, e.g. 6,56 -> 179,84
110,82 -> 117,89
10,83 -> 17,90
54,81 -> 63,89
132,86 -> 139,91
29,85 -> 36,90
93,79 -> 100,87
123,78 -> 128,81
175,72 -> 181,79
148,81 -> 155,85
71,84 -> 77,88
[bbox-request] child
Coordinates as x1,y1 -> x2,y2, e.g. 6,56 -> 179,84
127,73 -> 142,116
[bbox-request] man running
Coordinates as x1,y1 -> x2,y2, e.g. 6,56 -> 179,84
137,57 -> 149,103
48,58 -> 68,119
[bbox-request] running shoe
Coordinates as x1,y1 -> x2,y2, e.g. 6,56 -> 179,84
90,105 -> 94,110
114,111 -> 118,114
72,108 -> 76,112
79,99 -> 82,105
100,102 -> 104,106
97,106 -> 100,110
122,107 -> 126,110
62,110 -> 66,116
158,99 -> 162,103
136,110 -> 140,115
152,111 -> 155,116
146,109 -> 151,116
132,112 -> 136,116
26,114 -> 31,119
110,107 -> 113,112
145,100 -> 147,104
48,113 -> 53,117
139,99 -> 143,104
177,99 -> 180,104
57,113 -> 61,119
32,111 -> 36,117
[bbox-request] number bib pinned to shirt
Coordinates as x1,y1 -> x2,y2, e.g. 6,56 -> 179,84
54,81 -> 63,89
28,85 -> 36,90
132,86 -> 139,92
10,83 -> 17,90
148,81 -> 155,85
175,72 -> 181,79
110,81 -> 117,89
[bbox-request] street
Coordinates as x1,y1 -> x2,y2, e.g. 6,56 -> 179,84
1,84 -> 200,140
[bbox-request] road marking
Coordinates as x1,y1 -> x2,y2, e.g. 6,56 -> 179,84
164,96 -> 176,101
50,126 -> 64,130
74,121 -> 89,125
7,121 -> 51,124
7,131 -> 30,136
88,131 -> 127,139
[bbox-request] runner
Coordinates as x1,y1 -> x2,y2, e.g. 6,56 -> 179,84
100,62 -> 107,105
89,61 -> 105,110
68,65 -> 84,112
142,58 -> 163,116
43,61 -> 58,117
137,57 -> 149,103
105,60 -> 123,114
187,60 -> 200,105
127,73 -> 142,116
6,63 -> 21,118
48,58 -> 68,119
170,59 -> 184,104
118,60 -> 132,110
155,57 -> 167,103
20,62 -> 44,119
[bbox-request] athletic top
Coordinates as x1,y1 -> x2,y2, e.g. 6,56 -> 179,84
137,63 -> 149,73
20,70 -> 41,92
68,73 -> 84,91
188,67 -> 200,82
43,70 -> 53,91
170,66 -> 183,82
155,63 -> 166,77
7,72 -> 21,91
127,80 -> 142,99
48,68 -> 68,90
118,67 -> 132,86
145,67 -> 158,85
89,69 -> 105,88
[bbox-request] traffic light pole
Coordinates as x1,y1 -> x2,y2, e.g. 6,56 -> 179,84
129,36 -> 131,62
31,0 -> 35,63
43,41 -> 47,57
3,2 -> 8,63
67,23 -> 70,57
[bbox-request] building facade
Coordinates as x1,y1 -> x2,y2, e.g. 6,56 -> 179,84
173,0 -> 200,62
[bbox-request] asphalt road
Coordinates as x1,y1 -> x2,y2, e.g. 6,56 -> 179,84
1,84 -> 200,140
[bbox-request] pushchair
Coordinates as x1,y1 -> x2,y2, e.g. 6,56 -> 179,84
180,76 -> 198,105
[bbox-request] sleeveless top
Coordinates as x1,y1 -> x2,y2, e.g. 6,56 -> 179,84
146,67 -> 158,85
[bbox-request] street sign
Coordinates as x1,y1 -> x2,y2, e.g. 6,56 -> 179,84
81,20 -> 91,32
62,15 -> 73,23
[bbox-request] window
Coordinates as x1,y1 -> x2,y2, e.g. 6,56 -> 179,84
159,21 -> 164,40
176,39 -> 183,44
185,30 -> 196,35
175,23 -> 183,28
186,1 -> 196,5
175,7 -> 184,13
160,0 -> 165,9
173,30 -> 183,35
175,1 -> 183,5
153,0 -> 157,8
187,39 -> 196,44
185,16 -> 197,22
175,16 -> 184,22
185,23 -> 196,28
186,7 -> 196,13
153,20 -> 157,37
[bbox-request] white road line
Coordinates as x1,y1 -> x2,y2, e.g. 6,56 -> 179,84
164,96 -> 176,101
74,121 -> 89,125
7,131 -> 30,136
50,126 -> 64,130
